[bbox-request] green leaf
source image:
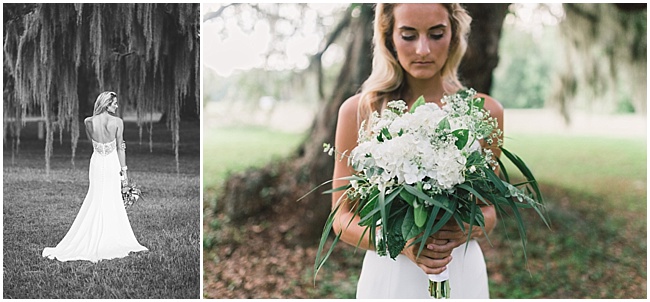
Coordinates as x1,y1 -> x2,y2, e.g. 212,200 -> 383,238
505,196 -> 529,263
399,190 -> 415,207
484,167 -> 507,194
381,127 -> 392,140
358,187 -> 402,226
403,184 -> 452,211
501,147 -> 544,203
313,201 -> 344,282
452,129 -> 469,149
437,117 -> 451,131
321,184 -> 351,195
413,203 -> 427,228
410,95 -> 426,113
416,200 -> 455,258
472,97 -> 485,110
495,155 -> 510,183
377,188 -> 388,252
457,183 -> 489,205
358,194 -> 378,225
386,213 -> 407,259
401,207 -> 422,241
465,201 -> 479,244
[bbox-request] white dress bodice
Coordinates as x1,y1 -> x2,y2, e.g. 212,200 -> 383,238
92,139 -> 116,156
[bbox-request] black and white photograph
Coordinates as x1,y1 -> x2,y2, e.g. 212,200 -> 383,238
3,3 -> 200,299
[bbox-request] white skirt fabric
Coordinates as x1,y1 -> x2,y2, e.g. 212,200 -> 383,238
42,140 -> 148,262
356,239 -> 489,299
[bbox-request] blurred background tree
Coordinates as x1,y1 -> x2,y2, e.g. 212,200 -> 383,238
492,3 -> 646,118
3,3 -> 200,174
552,3 -> 646,119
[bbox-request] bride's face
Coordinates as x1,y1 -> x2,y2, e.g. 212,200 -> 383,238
107,99 -> 119,113
391,4 -> 452,81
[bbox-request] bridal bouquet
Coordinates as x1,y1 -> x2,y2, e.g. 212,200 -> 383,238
121,177 -> 144,208
314,89 -> 548,298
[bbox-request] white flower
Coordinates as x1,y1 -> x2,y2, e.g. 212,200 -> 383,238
348,89 -> 497,198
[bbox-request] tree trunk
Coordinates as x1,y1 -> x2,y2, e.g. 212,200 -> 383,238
220,4 -> 374,244
218,3 -> 509,246
459,3 -> 510,92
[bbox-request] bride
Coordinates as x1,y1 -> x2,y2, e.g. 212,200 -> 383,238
332,3 -> 503,298
42,91 -> 148,262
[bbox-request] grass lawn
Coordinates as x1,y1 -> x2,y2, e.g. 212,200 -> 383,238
203,126 -> 646,299
202,125 -> 305,210
488,133 -> 646,298
3,121 -> 201,299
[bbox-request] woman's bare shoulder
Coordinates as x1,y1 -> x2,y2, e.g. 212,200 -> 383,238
108,115 -> 124,126
338,94 -> 361,119
476,92 -> 503,116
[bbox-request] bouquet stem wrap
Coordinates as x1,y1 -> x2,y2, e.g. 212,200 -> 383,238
428,270 -> 450,299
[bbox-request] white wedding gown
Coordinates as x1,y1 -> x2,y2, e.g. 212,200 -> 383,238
42,139 -> 148,262
356,239 -> 489,299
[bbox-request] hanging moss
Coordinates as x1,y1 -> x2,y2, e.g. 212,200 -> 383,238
551,4 -> 646,118
3,3 -> 200,175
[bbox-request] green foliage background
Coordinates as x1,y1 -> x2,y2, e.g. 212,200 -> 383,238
491,23 -> 559,109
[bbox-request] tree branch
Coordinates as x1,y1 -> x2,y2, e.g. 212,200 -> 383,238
308,4 -> 354,99
203,3 -> 236,22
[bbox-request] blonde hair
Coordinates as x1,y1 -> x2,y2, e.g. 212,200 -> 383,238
93,91 -> 117,116
358,3 -> 472,124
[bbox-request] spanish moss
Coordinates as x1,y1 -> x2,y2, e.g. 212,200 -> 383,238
552,3 -> 646,119
3,3 -> 200,174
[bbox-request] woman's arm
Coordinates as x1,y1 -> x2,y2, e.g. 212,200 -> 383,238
84,117 -> 93,141
115,118 -> 127,171
331,95 -> 374,250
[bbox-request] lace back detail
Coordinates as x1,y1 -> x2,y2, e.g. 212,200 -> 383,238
93,140 -> 116,156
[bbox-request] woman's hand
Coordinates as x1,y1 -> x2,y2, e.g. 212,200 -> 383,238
402,236 -> 453,275
401,220 -> 474,275
120,170 -> 128,184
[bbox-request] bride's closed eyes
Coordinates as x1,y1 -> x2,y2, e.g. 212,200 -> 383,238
399,28 -> 446,41
400,33 -> 445,41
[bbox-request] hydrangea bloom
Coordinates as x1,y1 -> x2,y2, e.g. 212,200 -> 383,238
349,89 -> 499,197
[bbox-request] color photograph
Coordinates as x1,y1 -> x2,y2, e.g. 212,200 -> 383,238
202,3 -> 646,299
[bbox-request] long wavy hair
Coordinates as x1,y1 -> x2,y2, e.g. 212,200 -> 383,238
357,3 -> 472,125
92,91 -> 117,116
